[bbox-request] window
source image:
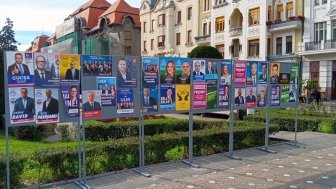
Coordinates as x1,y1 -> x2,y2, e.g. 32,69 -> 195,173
177,11 -> 181,24
187,30 -> 192,44
314,22 -> 327,42
315,0 -> 319,5
267,6 -> 272,22
204,0 -> 210,11
248,39 -> 260,57
158,14 -> 165,26
286,2 -> 293,18
332,20 -> 336,40
158,35 -> 165,47
143,22 -> 146,33
188,7 -> 192,20
176,33 -> 181,45
143,41 -> 147,51
203,23 -> 207,35
151,39 -> 154,50
277,4 -> 283,20
267,38 -> 271,56
124,46 -> 131,54
322,0 -> 327,4
276,37 -> 282,55
215,16 -> 225,33
310,61 -> 320,82
215,0 -> 226,6
124,31 -> 131,44
216,44 -> 224,57
151,19 -> 154,31
286,36 -> 292,53
209,22 -> 211,34
249,7 -> 260,26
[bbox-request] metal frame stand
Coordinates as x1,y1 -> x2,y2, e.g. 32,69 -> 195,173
257,106 -> 277,154
182,112 -> 200,168
225,108 -> 242,160
286,104 -> 305,148
5,124 -> 10,189
133,114 -> 151,177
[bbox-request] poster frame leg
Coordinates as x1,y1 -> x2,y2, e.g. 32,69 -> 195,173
257,106 -> 277,154
224,109 -> 242,160
133,114 -> 151,177
5,124 -> 10,189
182,112 -> 200,168
286,105 -> 305,148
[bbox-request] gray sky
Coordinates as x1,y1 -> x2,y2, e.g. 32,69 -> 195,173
0,0 -> 141,50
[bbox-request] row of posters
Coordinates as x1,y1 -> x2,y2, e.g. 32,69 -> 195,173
6,52 -> 138,88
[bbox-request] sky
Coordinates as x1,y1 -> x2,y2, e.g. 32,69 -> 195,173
0,0 -> 141,51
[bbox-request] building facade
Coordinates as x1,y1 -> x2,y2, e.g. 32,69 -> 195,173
195,0 -> 212,46
140,0 -> 200,57
298,0 -> 336,100
211,0 -> 303,63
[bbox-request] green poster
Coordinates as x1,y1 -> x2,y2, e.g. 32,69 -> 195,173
290,64 -> 299,85
281,84 -> 289,103
207,85 -> 217,109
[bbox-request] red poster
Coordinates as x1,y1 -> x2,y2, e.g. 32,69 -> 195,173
192,83 -> 206,109
234,60 -> 246,86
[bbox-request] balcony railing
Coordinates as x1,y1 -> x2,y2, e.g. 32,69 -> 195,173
194,35 -> 211,44
266,53 -> 297,61
213,1 -> 228,9
229,27 -> 242,36
305,40 -> 336,51
267,16 -> 303,31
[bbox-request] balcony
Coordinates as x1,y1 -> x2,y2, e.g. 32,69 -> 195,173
194,35 -> 211,44
214,32 -> 225,43
266,53 -> 298,61
229,27 -> 242,36
213,1 -> 228,9
267,16 -> 304,32
304,40 -> 336,51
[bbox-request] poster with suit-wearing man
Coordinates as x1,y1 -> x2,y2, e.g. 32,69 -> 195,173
82,90 -> 102,118
60,54 -> 80,82
35,88 -> 59,124
34,52 -> 60,87
6,51 -> 35,86
9,87 -> 35,124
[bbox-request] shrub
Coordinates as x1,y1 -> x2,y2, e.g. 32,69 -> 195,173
187,46 -> 223,59
9,125 -> 46,141
0,153 -> 26,188
317,121 -> 336,134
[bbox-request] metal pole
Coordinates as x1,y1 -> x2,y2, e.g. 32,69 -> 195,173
141,114 -> 145,172
77,122 -> 82,182
6,125 -> 10,189
188,112 -> 193,163
138,115 -> 142,169
294,104 -> 298,145
82,120 -> 87,183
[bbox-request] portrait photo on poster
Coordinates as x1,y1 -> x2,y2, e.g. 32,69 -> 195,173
160,84 -> 176,110
61,84 -> 80,117
270,63 -> 280,84
176,58 -> 191,84
258,62 -> 268,84
220,61 -> 232,85
205,59 -> 217,85
257,84 -> 267,107
33,52 -> 61,87
9,87 -> 35,124
116,57 -> 137,87
97,77 -> 117,106
82,55 -> 113,76
234,87 -> 246,107
60,54 -> 80,82
246,62 -> 258,85
142,84 -> 158,112
192,59 -> 205,82
82,90 -> 102,118
35,88 -> 59,124
160,58 -> 177,85
6,51 -> 35,86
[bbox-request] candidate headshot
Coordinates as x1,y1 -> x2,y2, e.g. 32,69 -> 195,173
8,53 -> 31,76
143,86 -> 157,106
246,87 -> 256,103
34,55 -> 52,83
270,63 -> 279,83
205,60 -> 216,74
42,89 -> 59,115
179,61 -> 190,84
161,60 -> 176,84
69,86 -> 78,102
259,63 -> 268,82
117,58 -> 132,86
193,61 -> 204,76
65,61 -> 79,80
249,63 -> 258,85
13,87 -> 35,118
235,88 -> 245,106
83,91 -> 101,111
257,90 -> 266,107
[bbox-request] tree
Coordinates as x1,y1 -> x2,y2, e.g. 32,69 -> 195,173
187,46 -> 223,59
0,18 -> 18,51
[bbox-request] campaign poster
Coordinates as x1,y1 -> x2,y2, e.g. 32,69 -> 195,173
160,85 -> 176,110
159,57 -> 177,84
6,51 -> 35,86
281,84 -> 289,103
205,59 -> 217,85
116,57 -> 137,87
82,90 -> 102,118
246,62 -> 258,85
97,77 -> 117,106
192,59 -> 206,82
35,88 -> 59,124
245,86 -> 257,108
289,84 -> 297,102
9,87 -> 35,124
176,58 -> 191,84
207,85 -> 217,109
117,88 -> 134,114
142,84 -> 158,112
218,85 -> 229,108
234,60 -> 246,86
271,85 -> 281,106
176,84 -> 190,111
82,55 -> 113,76
258,62 -> 268,84
59,54 -> 80,82
270,63 -> 280,84
234,87 -> 245,108
61,84 -> 79,117
257,84 -> 267,107
290,64 -> 299,85
33,52 -> 60,87
220,61 -> 232,85
192,83 -> 206,109
143,57 -> 159,85
279,73 -> 290,84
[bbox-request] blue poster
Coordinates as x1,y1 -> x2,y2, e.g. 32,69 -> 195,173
160,57 -> 177,84
192,59 -> 206,82
82,55 -> 113,76
160,85 -> 176,110
220,61 -> 232,85
142,57 -> 159,112
116,57 -> 137,87
258,62 -> 268,84
271,85 -> 280,106
61,84 -> 79,117
246,61 -> 258,85
6,51 -> 35,86
97,77 -> 117,106
218,85 -> 229,108
117,88 -> 134,114
205,59 -> 217,85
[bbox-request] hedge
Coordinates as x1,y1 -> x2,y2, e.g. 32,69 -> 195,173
0,121 -> 279,187
0,153 -> 26,189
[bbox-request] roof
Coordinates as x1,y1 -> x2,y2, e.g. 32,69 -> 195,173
69,0 -> 111,17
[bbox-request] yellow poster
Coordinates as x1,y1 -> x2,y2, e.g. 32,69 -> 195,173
60,54 -> 80,82
176,84 -> 190,111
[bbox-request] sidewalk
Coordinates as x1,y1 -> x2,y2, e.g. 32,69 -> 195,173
26,132 -> 336,189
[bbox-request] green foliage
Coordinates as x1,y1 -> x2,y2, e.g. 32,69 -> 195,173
56,125 -> 71,141
9,125 -> 46,141
0,153 -> 26,188
187,46 -> 223,59
0,18 -> 18,51
317,121 -> 336,134
164,146 -> 185,161
304,79 -> 320,90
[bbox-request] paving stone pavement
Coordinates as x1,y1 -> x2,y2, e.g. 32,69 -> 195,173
27,132 -> 336,189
